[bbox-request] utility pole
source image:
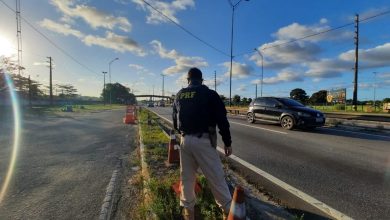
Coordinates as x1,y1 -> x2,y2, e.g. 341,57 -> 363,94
373,71 -> 377,112
102,71 -> 107,105
152,85 -> 155,102
47,56 -> 53,106
28,75 -> 32,108
16,0 -> 22,76
214,70 -> 217,91
352,14 -> 359,111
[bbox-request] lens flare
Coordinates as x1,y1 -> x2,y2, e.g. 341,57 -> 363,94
0,73 -> 21,205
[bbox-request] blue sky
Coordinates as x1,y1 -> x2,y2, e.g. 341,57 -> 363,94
1,0 -> 389,100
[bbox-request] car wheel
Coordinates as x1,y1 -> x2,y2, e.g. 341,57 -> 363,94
281,115 -> 294,130
247,112 -> 255,123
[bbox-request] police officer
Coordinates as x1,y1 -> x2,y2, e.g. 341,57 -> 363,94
173,67 -> 232,220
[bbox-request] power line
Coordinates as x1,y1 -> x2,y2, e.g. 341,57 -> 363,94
235,9 -> 390,57
140,0 -> 230,57
0,0 -> 100,79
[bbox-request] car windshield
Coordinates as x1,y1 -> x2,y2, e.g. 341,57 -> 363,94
277,98 -> 305,107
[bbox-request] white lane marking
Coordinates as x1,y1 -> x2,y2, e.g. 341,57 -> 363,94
149,108 -> 352,219
229,121 -> 287,135
319,127 -> 390,139
216,146 -> 353,220
152,110 -> 171,124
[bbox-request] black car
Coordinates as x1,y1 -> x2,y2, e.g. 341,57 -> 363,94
247,97 -> 325,130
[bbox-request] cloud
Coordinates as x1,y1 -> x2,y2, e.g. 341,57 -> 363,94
305,59 -> 352,78
305,43 -> 390,79
203,76 -> 225,88
151,40 -> 208,75
347,7 -> 389,22
50,0 -> 131,32
83,31 -> 146,55
274,21 -> 352,43
251,69 -> 304,84
40,18 -> 84,38
339,43 -> 390,68
251,41 -> 321,69
250,19 -> 353,69
129,64 -> 146,70
222,61 -> 253,79
132,0 -> 194,24
236,84 -> 247,92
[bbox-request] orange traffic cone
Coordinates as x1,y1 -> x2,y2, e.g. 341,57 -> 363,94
228,186 -> 246,220
123,106 -> 136,124
172,180 -> 202,197
167,130 -> 180,164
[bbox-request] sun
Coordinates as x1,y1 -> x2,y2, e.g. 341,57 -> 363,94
0,36 -> 16,57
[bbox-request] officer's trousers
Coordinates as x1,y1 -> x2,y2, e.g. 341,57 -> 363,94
179,133 -> 232,214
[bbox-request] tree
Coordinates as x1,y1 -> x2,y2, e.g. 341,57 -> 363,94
241,97 -> 248,105
1,56 -> 43,99
383,98 -> 390,103
309,90 -> 327,105
248,98 -> 252,104
290,88 -> 308,104
102,83 -> 136,104
233,94 -> 240,105
56,84 -> 78,98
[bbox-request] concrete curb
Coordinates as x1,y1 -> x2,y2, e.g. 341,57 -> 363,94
327,117 -> 390,134
99,163 -> 121,220
138,114 -> 157,219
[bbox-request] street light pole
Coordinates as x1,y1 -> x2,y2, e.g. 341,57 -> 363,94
108,58 -> 119,106
102,71 -> 107,105
161,74 -> 165,97
373,71 -> 377,112
228,0 -> 249,107
254,48 -> 264,97
255,83 -> 257,99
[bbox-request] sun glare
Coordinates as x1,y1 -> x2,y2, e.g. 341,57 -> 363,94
0,36 -> 16,57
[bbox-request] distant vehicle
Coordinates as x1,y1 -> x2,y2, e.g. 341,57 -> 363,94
147,102 -> 154,107
159,101 -> 165,107
247,97 -> 325,130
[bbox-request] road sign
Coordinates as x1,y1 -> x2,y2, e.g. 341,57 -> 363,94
327,89 -> 346,104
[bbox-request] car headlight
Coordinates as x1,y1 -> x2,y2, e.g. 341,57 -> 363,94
297,112 -> 311,117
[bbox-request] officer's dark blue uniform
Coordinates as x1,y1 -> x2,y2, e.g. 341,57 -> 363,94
172,67 -> 233,219
173,82 -> 231,147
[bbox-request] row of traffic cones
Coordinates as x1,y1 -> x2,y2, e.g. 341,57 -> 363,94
166,130 -> 246,219
123,105 -> 136,124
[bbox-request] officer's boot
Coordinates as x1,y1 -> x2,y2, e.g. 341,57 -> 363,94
182,208 -> 194,220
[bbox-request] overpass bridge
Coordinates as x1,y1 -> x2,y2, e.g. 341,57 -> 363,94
135,95 -> 174,102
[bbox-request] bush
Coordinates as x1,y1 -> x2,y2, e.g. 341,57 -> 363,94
334,104 -> 345,110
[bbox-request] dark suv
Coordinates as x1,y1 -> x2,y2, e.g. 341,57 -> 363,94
247,97 -> 325,130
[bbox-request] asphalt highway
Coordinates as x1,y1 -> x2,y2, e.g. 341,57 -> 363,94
149,106 -> 390,220
0,108 -> 133,219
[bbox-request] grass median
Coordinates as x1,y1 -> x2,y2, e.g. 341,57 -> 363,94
138,108 -> 223,219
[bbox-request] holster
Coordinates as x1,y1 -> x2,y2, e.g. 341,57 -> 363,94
208,126 -> 217,148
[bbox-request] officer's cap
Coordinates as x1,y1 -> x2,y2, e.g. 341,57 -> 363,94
187,67 -> 203,80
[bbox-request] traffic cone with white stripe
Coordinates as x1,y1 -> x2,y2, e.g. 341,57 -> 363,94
167,130 -> 180,164
227,186 -> 246,220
